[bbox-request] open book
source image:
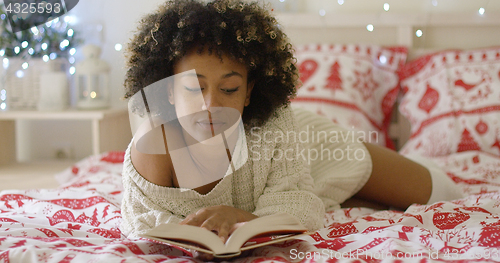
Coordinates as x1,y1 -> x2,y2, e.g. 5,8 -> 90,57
139,213 -> 308,258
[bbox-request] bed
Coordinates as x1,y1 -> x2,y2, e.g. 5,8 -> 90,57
1,12 -> 500,262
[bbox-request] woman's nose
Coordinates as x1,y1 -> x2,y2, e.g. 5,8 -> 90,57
201,90 -> 222,111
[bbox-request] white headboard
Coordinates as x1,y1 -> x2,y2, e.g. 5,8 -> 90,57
276,12 -> 500,150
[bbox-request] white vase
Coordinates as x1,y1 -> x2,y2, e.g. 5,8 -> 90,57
38,71 -> 69,111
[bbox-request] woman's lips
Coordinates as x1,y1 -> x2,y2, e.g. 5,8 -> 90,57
196,121 -> 225,133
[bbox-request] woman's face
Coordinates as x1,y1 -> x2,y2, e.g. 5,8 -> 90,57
169,49 -> 253,143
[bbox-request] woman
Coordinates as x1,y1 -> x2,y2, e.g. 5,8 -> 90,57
121,0 -> 461,250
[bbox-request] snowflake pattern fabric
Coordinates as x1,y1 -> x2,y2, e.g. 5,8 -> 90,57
399,47 -> 500,157
0,151 -> 500,262
291,44 -> 408,149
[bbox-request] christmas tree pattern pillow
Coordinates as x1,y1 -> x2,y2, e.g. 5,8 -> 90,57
398,47 -> 500,157
292,44 -> 408,149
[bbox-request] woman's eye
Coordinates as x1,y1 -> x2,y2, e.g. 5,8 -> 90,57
222,87 -> 239,94
184,86 -> 201,92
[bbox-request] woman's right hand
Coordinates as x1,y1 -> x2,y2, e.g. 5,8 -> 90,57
180,205 -> 257,244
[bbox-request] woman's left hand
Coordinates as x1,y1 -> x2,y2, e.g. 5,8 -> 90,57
179,205 -> 258,244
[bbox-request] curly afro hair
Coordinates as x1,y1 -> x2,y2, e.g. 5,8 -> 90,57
124,0 -> 299,128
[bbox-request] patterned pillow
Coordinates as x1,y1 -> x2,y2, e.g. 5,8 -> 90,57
398,47 -> 500,157
291,44 -> 408,149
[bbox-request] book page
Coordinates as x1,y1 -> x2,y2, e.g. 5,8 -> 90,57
140,213 -> 307,256
224,213 -> 307,253
141,223 -> 228,254
143,236 -> 217,255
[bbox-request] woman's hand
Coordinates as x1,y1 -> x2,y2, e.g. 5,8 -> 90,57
180,205 -> 257,243
180,205 -> 257,261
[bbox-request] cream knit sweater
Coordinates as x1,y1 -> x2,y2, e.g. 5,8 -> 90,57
120,106 -> 372,238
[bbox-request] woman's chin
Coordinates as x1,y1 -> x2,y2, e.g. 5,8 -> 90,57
180,122 -> 234,145
197,123 -> 227,135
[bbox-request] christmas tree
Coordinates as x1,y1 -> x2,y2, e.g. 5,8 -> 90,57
457,129 -> 481,152
324,61 -> 343,93
0,3 -> 81,60
0,4 -> 82,110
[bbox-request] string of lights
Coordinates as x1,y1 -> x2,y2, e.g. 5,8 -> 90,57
272,0 -> 492,38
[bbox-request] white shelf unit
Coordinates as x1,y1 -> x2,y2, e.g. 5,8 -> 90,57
0,107 -> 132,166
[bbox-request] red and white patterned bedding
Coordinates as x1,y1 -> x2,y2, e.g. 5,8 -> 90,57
1,151 -> 500,262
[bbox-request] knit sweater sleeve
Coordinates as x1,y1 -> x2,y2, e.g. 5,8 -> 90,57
250,106 -> 325,231
120,145 -> 183,238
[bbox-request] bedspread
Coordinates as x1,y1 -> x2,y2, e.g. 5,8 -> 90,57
1,151 -> 500,262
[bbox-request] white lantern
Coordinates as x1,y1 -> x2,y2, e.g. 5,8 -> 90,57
76,44 -> 110,109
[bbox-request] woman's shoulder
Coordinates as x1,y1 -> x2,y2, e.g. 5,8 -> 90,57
127,140 -> 175,187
